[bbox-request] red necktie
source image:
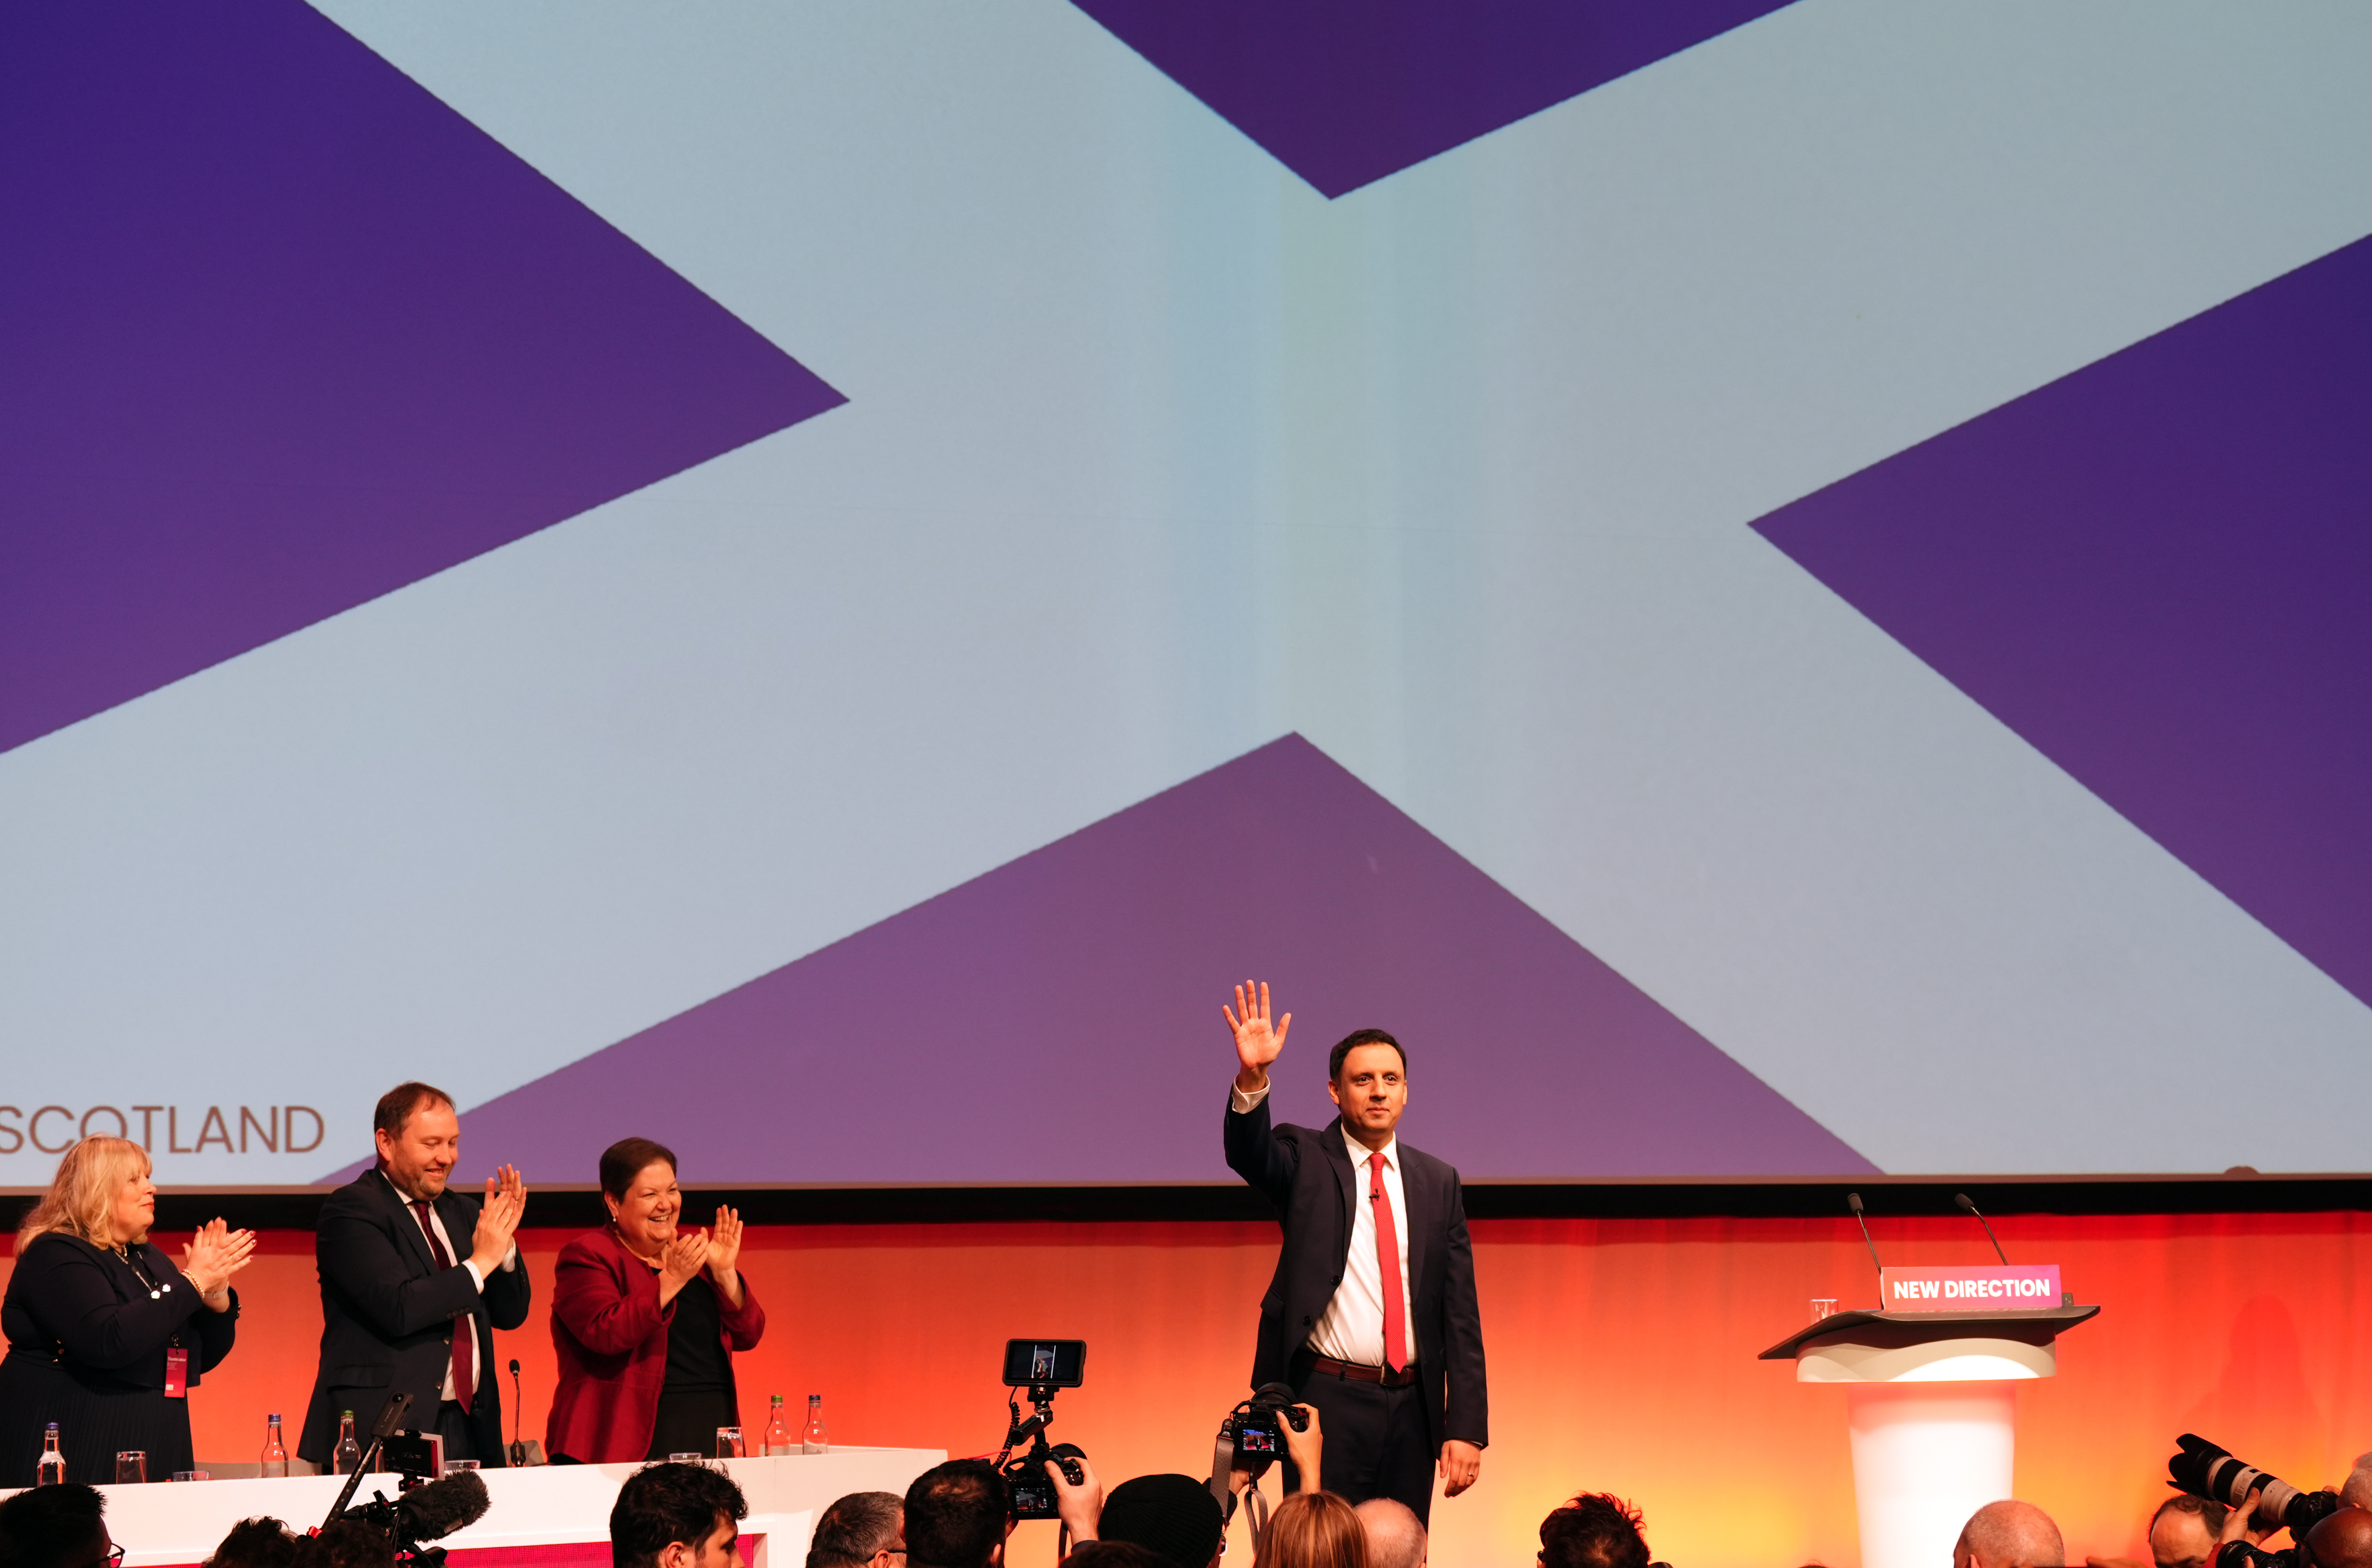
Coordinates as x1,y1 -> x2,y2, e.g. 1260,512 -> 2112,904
1368,1152 -> 1406,1372
411,1200 -> 476,1410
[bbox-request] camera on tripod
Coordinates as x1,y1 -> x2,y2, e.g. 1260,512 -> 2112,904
995,1339 -> 1087,1522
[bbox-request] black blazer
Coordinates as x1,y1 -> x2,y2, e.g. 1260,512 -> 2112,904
299,1169 -> 532,1466
1224,1095 -> 1487,1451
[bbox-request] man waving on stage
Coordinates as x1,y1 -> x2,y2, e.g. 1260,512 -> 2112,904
1221,981 -> 1486,1525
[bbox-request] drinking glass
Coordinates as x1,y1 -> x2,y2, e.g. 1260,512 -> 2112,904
669,1452 -> 704,1462
442,1459 -> 481,1476
715,1427 -> 745,1459
114,1452 -> 148,1485
172,1471 -> 210,1482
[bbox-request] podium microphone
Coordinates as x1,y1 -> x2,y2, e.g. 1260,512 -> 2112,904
1846,1192 -> 1883,1283
1955,1192 -> 2010,1265
509,1359 -> 526,1467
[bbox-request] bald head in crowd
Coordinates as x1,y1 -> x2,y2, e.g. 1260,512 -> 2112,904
1355,1498 -> 1427,1568
1955,1501 -> 2065,1568
2306,1509 -> 2372,1568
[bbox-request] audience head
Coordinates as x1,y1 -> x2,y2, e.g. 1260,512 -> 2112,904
1066,1546 -> 1171,1568
2343,1455 -> 2372,1512
2148,1495 -> 2229,1568
208,1517 -> 303,1568
1953,1500 -> 2064,1568
1099,1474 -> 1226,1568
905,1459 -> 1011,1568
2306,1509 -> 2372,1568
611,1461 -> 750,1568
292,1520 -> 395,1568
1539,1493 -> 1649,1568
1352,1499 -> 1425,1568
0,1483 -> 110,1568
372,1081 -> 462,1200
1255,1491 -> 1367,1568
808,1491 -> 906,1568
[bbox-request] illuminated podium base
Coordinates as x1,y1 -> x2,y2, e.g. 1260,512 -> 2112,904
1763,1307 -> 2096,1568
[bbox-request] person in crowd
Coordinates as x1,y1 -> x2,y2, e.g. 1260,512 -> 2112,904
1098,1473 -> 1226,1568
1955,1500 -> 2066,1568
0,1481 -> 113,1568
611,1459 -> 750,1568
1065,1546 -> 1169,1568
301,1082 -> 531,1470
548,1137 -> 761,1463
1352,1498 -> 1425,1568
0,1136 -> 253,1486
807,1491 -> 905,1568
291,1520 -> 395,1568
1254,1492 -> 1368,1568
206,1518 -> 303,1568
2305,1510 -> 2372,1568
1222,982 -> 1486,1525
2344,1454 -> 2372,1510
1538,1493 -> 1650,1568
906,1459 -> 1014,1568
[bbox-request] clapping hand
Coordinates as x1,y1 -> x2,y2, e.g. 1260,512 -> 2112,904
469,1165 -> 526,1275
179,1218 -> 258,1302
658,1228 -> 711,1305
1224,980 -> 1291,1092
706,1206 -> 746,1307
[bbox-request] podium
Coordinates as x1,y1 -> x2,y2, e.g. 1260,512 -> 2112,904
1761,1303 -> 2097,1568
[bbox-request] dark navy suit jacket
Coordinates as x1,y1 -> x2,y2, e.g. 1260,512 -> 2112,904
1223,1094 -> 1487,1451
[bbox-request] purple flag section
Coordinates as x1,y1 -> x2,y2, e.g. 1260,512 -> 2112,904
1754,235 -> 2372,1010
1070,0 -> 1795,198
403,735 -> 1873,1187
0,2 -> 843,755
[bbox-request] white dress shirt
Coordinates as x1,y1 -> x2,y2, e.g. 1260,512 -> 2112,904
381,1170 -> 517,1402
1233,1079 -> 1415,1367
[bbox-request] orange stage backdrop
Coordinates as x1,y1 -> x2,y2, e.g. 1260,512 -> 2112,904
9,1211 -> 2372,1568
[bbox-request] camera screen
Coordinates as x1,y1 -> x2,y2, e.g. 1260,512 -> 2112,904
1003,1338 -> 1087,1387
1236,1427 -> 1277,1453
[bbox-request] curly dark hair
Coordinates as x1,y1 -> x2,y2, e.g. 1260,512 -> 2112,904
1539,1492 -> 1649,1568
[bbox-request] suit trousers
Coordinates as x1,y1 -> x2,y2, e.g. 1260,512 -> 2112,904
1280,1351 -> 1437,1527
432,1397 -> 480,1463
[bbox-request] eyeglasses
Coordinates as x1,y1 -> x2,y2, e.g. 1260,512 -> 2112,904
91,1548 -> 125,1568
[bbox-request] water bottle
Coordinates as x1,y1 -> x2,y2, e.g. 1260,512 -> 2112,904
36,1422 -> 66,1485
334,1410 -> 363,1475
763,1394 -> 793,1458
801,1393 -> 827,1454
261,1412 -> 289,1478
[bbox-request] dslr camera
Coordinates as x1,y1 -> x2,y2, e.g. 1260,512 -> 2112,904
1217,1383 -> 1311,1483
995,1339 -> 1088,1523
2168,1432 -> 2341,1564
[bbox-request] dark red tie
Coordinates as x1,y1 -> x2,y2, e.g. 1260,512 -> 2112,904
411,1200 -> 475,1410
1368,1152 -> 1406,1372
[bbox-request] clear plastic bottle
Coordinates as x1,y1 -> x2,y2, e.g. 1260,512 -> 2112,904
801,1393 -> 827,1454
261,1412 -> 290,1478
35,1422 -> 66,1485
334,1410 -> 363,1475
763,1394 -> 793,1457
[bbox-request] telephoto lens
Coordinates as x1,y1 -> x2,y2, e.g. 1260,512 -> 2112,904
2170,1434 -> 2342,1537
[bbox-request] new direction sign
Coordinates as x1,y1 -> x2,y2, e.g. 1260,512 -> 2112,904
1880,1264 -> 2064,1311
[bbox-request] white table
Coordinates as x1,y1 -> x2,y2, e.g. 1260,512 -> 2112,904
27,1449 -> 945,1568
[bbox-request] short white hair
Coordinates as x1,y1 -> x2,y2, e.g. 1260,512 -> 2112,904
1354,1498 -> 1425,1568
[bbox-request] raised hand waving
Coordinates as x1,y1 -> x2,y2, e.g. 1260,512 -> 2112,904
1223,979 -> 1291,1091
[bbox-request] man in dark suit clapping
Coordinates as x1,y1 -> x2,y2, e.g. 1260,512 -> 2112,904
300,1082 -> 531,1470
1221,981 -> 1486,1526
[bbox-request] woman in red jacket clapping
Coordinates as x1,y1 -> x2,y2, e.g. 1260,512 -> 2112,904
546,1138 -> 766,1463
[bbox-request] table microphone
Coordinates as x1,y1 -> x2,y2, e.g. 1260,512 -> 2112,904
1954,1192 -> 2010,1265
1846,1192 -> 1884,1283
509,1358 -> 527,1467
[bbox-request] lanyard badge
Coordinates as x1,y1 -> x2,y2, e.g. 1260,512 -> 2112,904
164,1345 -> 188,1398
